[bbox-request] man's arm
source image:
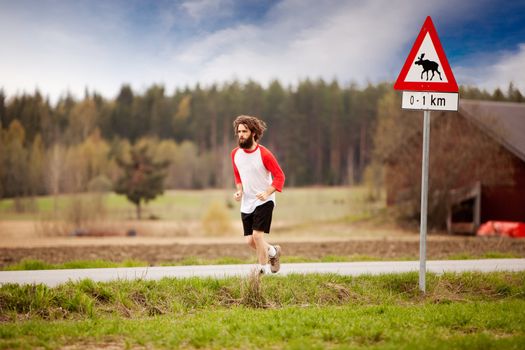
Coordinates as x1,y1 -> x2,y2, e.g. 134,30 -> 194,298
231,148 -> 243,201
231,148 -> 242,185
260,146 -> 285,192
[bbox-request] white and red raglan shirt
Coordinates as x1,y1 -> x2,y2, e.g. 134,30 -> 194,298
231,144 -> 285,214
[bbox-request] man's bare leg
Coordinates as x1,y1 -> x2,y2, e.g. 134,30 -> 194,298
245,235 -> 256,250
252,230 -> 271,266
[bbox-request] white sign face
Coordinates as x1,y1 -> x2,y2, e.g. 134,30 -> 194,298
404,33 -> 449,83
394,16 -> 458,93
402,91 -> 458,111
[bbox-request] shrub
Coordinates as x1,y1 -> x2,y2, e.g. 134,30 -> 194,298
201,201 -> 232,235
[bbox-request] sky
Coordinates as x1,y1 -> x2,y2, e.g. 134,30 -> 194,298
1,0 -> 524,103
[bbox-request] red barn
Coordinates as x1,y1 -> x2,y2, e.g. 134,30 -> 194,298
385,99 -> 525,234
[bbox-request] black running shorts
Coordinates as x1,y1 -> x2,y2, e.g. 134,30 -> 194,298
241,201 -> 274,235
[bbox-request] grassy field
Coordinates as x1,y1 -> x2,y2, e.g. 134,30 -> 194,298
1,271 -> 524,349
0,186 -> 389,240
0,186 -> 382,223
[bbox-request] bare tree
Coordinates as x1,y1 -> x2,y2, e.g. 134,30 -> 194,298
46,143 -> 66,215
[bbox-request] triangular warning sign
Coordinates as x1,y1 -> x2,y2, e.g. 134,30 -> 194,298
394,16 -> 458,92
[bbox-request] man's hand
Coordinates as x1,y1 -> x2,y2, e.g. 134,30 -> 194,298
256,191 -> 269,201
256,186 -> 276,201
233,190 -> 243,202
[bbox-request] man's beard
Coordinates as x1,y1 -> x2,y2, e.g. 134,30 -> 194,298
238,135 -> 254,149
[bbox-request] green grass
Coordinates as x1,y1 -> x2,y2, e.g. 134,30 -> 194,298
0,272 -> 524,349
447,252 -> 521,260
2,272 -> 524,319
3,259 -> 149,271
3,251 -> 522,271
1,302 -> 525,349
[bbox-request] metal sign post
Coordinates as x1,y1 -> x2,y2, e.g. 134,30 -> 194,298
419,110 -> 431,293
394,16 -> 459,294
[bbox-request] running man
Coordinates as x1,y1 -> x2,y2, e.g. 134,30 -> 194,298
231,115 -> 285,274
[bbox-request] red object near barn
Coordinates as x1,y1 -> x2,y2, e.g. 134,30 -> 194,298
477,221 -> 525,238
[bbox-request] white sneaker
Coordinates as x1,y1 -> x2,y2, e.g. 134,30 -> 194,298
269,245 -> 281,273
256,264 -> 270,275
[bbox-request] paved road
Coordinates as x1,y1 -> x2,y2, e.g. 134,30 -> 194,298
1,259 -> 524,287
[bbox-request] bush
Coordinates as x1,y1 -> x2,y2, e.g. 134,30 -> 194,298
201,201 -> 232,235
87,175 -> 113,192
65,194 -> 106,228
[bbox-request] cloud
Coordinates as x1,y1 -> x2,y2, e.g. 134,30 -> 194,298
0,2 -> 141,100
454,44 -> 525,93
483,44 -> 525,92
0,0 -> 522,102
169,0 -> 455,87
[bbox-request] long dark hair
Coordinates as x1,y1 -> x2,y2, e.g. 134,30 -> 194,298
233,115 -> 267,142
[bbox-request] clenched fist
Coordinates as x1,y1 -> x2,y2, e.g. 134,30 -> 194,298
233,190 -> 243,202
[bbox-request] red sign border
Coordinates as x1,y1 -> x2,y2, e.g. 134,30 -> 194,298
394,16 -> 458,92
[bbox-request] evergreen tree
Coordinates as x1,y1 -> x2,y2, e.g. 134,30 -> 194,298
52,93 -> 76,145
112,85 -> 135,140
492,88 -> 505,101
143,85 -> 160,137
2,120 -> 30,205
507,82 -> 524,102
0,90 -> 5,130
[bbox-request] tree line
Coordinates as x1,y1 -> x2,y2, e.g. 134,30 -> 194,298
0,79 -> 522,204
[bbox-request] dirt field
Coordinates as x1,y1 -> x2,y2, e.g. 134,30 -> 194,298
1,220 -> 524,268
1,235 -> 524,268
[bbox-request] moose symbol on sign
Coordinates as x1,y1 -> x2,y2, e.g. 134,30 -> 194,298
415,53 -> 442,81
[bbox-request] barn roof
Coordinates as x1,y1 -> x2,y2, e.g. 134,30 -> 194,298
459,100 -> 525,162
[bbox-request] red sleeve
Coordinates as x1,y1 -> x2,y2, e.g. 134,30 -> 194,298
260,146 -> 285,192
231,148 -> 242,185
